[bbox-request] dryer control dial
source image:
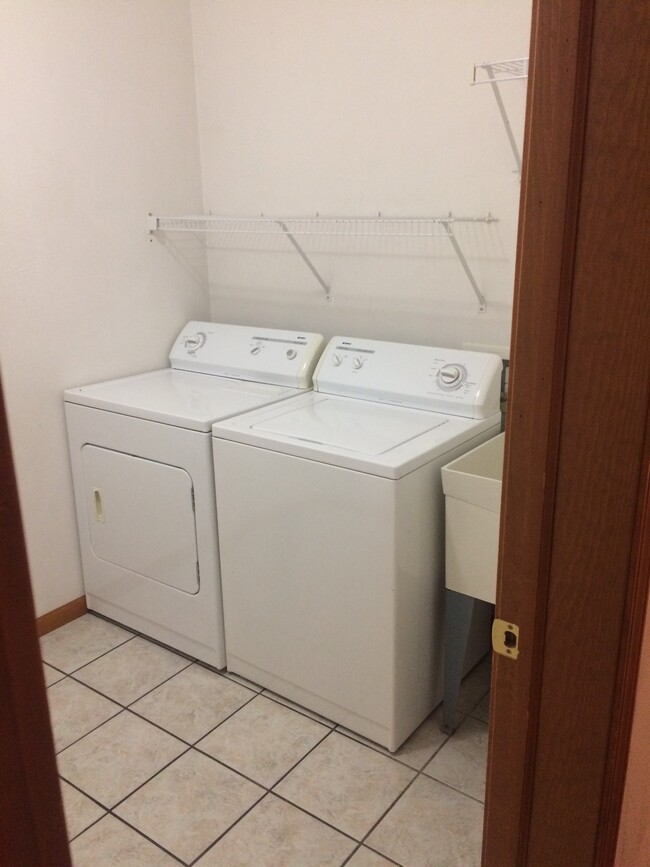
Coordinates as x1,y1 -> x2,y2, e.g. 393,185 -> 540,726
352,356 -> 365,370
331,354 -> 343,367
184,331 -> 206,353
437,363 -> 467,390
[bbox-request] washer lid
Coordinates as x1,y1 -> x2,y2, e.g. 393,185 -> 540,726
212,391 -> 501,479
64,369 -> 299,431
251,396 -> 447,455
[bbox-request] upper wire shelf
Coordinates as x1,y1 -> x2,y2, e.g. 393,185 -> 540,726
148,213 -> 497,312
471,57 -> 529,177
472,57 -> 529,85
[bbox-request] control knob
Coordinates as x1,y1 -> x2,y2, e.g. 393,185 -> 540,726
184,331 -> 206,353
331,354 -> 343,367
352,357 -> 364,370
437,363 -> 467,390
250,344 -> 261,355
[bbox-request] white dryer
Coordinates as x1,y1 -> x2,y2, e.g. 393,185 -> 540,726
212,336 -> 502,750
65,322 -> 324,668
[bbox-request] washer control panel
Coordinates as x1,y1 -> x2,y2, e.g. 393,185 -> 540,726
313,337 -> 502,418
170,322 -> 324,389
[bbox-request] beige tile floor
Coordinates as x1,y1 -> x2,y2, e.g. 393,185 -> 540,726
41,614 -> 491,867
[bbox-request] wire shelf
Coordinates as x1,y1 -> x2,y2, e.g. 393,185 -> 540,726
471,57 -> 528,177
148,214 -> 495,239
148,213 -> 498,312
472,57 -> 529,85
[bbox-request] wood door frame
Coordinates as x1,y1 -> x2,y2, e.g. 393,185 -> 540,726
483,0 -> 649,863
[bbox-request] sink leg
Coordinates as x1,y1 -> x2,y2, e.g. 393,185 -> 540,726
442,589 -> 476,734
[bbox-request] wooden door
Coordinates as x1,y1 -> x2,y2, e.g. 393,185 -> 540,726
0,381 -> 71,864
483,0 -> 650,864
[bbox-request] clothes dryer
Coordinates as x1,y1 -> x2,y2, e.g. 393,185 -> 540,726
212,336 -> 501,749
65,322 -> 323,668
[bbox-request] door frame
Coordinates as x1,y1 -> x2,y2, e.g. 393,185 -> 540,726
483,0 -> 650,863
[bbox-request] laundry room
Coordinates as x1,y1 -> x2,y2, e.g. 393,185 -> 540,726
2,1 -> 532,864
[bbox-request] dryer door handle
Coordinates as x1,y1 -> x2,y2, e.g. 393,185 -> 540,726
93,487 -> 105,523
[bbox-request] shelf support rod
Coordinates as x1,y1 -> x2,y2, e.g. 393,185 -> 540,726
276,220 -> 331,301
484,65 -> 523,177
441,219 -> 487,313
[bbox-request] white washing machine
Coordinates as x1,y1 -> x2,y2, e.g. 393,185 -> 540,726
64,322 -> 324,668
212,336 -> 502,750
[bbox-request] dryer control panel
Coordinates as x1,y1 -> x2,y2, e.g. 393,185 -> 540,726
170,322 -> 324,389
314,336 -> 502,418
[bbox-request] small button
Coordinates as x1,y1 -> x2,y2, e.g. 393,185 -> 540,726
286,349 -> 297,359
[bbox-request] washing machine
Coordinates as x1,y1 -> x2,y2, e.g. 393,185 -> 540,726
64,322 -> 324,668
211,336 -> 502,749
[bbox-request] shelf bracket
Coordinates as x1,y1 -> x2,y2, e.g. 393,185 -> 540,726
484,65 -> 522,178
441,218 -> 487,313
275,220 -> 331,301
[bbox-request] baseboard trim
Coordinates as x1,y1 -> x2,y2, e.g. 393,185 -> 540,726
36,596 -> 87,637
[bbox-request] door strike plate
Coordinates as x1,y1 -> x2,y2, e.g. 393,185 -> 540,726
492,619 -> 520,659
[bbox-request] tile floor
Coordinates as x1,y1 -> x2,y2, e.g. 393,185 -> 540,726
42,613 -> 491,866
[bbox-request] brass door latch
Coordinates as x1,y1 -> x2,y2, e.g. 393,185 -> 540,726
492,619 -> 520,659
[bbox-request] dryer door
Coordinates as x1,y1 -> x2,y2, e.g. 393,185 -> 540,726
81,445 -> 199,593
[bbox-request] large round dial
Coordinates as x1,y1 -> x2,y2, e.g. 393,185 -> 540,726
437,363 -> 467,390
184,331 -> 206,352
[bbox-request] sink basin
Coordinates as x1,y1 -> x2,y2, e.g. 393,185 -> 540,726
441,433 -> 504,603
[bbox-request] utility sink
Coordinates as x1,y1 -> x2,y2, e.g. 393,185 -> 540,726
442,432 -> 504,604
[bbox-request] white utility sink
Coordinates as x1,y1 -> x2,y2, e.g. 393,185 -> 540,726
442,432 -> 504,603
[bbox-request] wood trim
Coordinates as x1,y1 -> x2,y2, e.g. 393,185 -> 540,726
597,430 -> 650,865
0,381 -> 71,865
484,0 -> 650,863
483,0 -> 593,858
36,596 -> 87,637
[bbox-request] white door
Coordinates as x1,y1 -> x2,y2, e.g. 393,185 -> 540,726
81,446 -> 199,593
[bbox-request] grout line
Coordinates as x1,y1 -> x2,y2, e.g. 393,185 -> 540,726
260,689 -> 338,729
53,705 -> 123,756
269,789 -> 361,843
108,744 -> 194,812
267,725 -> 335,790
341,842 -> 404,866
41,628 -> 136,676
98,812 -> 187,865
185,688 -> 260,744
333,722 -> 451,773
186,789 -> 267,866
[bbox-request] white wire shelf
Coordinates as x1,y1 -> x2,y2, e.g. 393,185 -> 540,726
471,57 -> 529,178
148,213 -> 498,311
148,214 -> 494,238
472,57 -> 529,85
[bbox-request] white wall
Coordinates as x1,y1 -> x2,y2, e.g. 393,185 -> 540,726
191,0 -> 531,352
1,0 -> 531,618
0,1 -> 208,615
